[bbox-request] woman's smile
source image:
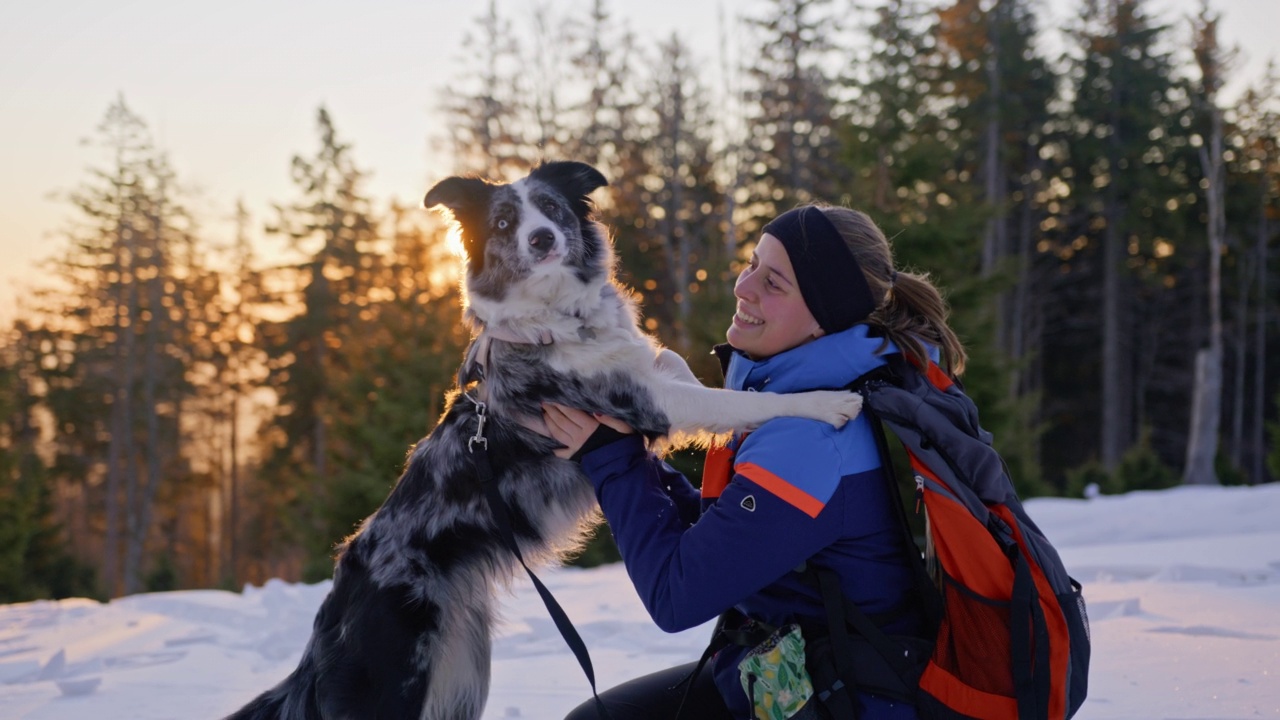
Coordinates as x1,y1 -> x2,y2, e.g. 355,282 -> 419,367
733,307 -> 765,326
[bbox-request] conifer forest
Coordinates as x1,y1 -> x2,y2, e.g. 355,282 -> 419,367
1,0 -> 1278,602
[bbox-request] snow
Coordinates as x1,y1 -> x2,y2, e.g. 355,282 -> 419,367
2,484 -> 1279,719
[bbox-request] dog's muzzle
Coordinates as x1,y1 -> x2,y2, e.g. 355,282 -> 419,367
528,227 -> 557,260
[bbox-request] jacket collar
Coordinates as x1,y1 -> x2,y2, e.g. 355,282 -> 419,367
722,324 -> 899,393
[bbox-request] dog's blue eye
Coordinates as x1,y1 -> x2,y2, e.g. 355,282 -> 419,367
497,219 -> 509,230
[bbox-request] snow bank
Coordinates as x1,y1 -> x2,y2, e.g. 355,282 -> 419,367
2,484 -> 1278,719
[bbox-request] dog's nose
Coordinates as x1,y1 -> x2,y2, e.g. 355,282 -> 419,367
528,228 -> 556,255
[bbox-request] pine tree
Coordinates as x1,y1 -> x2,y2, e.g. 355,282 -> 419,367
0,324 -> 95,601
117,150 -> 210,595
260,106 -> 384,579
321,205 -> 469,557
440,0 -> 531,177
836,1 -> 1041,492
562,0 -> 643,172
1231,63 -> 1280,485
932,0 -> 1057,491
637,34 -> 729,354
72,95 -> 154,595
939,0 -> 1054,375
24,97 -> 211,595
740,0 -> 845,229
841,0 -> 942,216
1059,0 -> 1190,472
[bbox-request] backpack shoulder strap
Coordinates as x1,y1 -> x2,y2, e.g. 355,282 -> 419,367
863,400 -> 945,630
847,356 -> 943,629
786,358 -> 945,708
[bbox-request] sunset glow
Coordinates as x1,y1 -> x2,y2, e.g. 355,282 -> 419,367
445,224 -> 467,259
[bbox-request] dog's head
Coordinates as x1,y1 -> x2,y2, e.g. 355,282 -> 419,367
424,162 -> 610,304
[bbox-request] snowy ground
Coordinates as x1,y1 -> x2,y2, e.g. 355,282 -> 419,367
1,483 -> 1278,720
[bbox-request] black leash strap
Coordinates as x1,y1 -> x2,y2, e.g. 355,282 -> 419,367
672,619 -> 730,720
464,394 -> 613,720
673,611 -> 775,720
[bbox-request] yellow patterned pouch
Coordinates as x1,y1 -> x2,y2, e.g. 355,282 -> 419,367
737,623 -> 816,720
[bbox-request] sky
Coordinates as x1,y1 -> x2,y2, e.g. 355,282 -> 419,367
1,0 -> 1278,321
0,481 -> 1277,719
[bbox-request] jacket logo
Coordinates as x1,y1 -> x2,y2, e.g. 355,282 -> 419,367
740,495 -> 756,512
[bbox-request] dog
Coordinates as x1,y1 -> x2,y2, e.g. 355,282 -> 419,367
225,161 -> 863,720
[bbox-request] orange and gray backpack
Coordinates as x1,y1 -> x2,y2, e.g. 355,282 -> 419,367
814,353 -> 1091,720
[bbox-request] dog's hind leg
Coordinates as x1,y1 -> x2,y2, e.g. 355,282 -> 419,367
418,577 -> 495,720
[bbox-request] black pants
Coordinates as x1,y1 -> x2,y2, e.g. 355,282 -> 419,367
563,660 -> 734,720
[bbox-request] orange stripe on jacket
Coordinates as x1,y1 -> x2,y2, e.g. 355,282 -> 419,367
735,462 -> 826,518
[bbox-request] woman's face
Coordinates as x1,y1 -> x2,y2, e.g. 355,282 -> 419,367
727,233 -> 823,360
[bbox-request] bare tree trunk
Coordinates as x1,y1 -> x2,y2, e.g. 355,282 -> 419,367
981,4 -> 1010,357
786,25 -> 801,197
1230,236 -> 1248,468
104,407 -> 121,595
718,1 -> 741,258
227,199 -> 251,585
1100,180 -> 1129,471
1184,9 -> 1226,485
1183,104 -> 1225,485
229,390 -> 240,582
1184,347 -> 1222,483
313,267 -> 329,484
104,151 -> 139,597
114,206 -> 144,596
667,52 -> 691,349
124,176 -> 167,594
104,238 -> 126,596
981,18 -> 1003,276
1251,195 -> 1269,484
1098,29 -> 1124,472
1011,171 -> 1035,398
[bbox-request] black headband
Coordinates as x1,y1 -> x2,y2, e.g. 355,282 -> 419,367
762,206 -> 875,334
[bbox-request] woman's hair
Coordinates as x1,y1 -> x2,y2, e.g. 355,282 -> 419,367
819,206 -> 968,375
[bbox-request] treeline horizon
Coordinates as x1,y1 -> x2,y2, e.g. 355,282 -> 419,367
1,0 -> 1278,602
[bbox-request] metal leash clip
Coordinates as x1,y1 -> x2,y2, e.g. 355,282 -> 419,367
466,394 -> 489,453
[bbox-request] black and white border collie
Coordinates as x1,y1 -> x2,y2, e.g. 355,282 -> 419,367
225,161 -> 862,720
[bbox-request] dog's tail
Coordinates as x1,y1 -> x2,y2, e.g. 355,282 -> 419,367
223,688 -> 287,720
222,659 -> 320,720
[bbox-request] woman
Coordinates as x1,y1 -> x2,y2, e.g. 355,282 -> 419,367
543,205 -> 966,719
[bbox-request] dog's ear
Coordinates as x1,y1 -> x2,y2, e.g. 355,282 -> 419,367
529,162 -> 608,204
423,176 -> 493,216
424,177 -> 495,272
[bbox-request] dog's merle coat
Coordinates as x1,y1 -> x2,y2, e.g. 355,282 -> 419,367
226,162 -> 862,720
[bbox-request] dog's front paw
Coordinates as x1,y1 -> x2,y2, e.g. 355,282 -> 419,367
797,390 -> 864,428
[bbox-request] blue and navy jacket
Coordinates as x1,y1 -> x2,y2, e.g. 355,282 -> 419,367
580,324 -> 922,719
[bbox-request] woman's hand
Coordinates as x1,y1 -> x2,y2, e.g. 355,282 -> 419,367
541,403 -> 635,460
